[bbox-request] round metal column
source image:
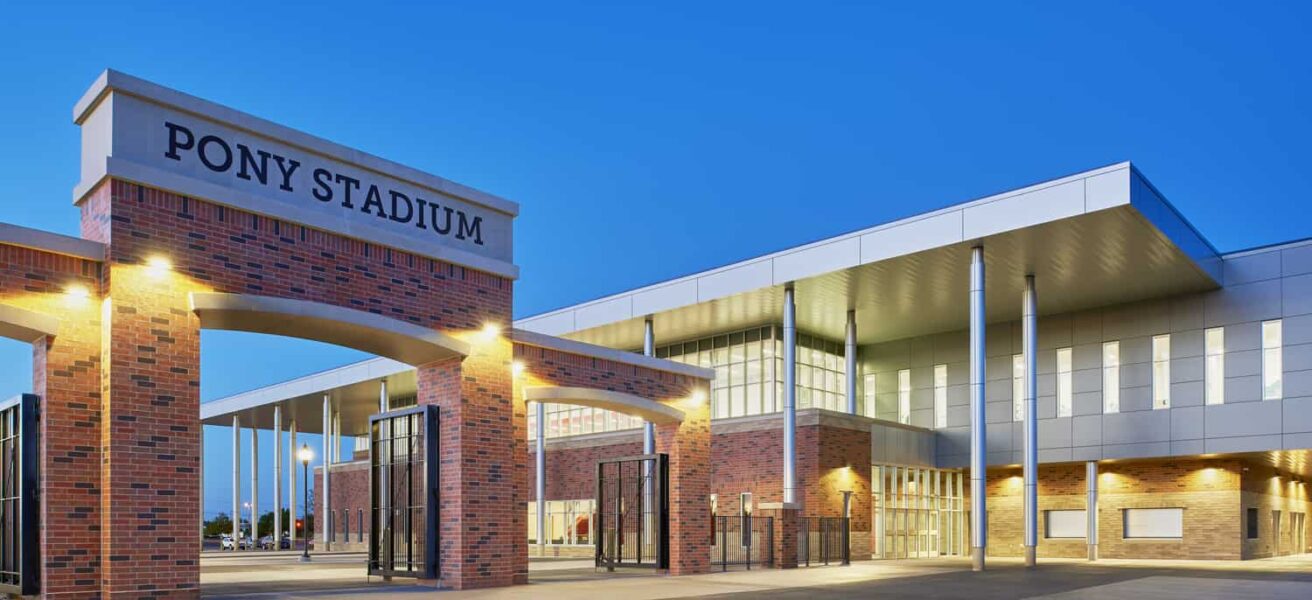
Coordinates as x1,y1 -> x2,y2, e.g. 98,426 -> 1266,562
1023,274 -> 1038,567
969,246 -> 987,571
289,420 -> 298,550
1086,461 -> 1099,561
232,415 -> 240,544
535,401 -> 547,554
845,309 -> 858,415
322,394 -> 332,550
783,285 -> 798,505
274,405 -> 283,550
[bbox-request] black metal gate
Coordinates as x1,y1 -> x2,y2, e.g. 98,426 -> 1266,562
368,405 -> 438,579
0,394 -> 38,596
710,515 -> 774,570
595,454 -> 668,570
798,516 -> 850,566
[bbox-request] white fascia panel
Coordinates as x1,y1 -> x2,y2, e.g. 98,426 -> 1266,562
515,310 -> 577,336
697,260 -> 773,302
860,211 -> 963,264
574,295 -> 634,331
1083,167 -> 1132,212
962,179 -> 1085,240
632,279 -> 699,317
772,236 -> 860,284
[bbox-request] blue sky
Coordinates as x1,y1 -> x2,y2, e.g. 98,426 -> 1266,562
1,1 -> 1309,518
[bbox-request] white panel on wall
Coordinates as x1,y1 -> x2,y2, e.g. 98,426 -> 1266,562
1123,507 -> 1183,539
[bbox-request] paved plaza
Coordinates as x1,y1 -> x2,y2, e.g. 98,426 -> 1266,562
200,553 -> 1312,599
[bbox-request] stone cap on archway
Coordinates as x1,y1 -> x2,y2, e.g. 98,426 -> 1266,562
0,303 -> 59,343
522,385 -> 685,425
188,292 -> 469,366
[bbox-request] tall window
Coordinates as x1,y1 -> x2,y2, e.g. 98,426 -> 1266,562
1056,347 -> 1073,417
1012,354 -> 1025,422
1263,320 -> 1283,400
934,364 -> 948,429
1205,327 -> 1225,405
1102,341 -> 1120,414
863,373 -> 877,418
897,369 -> 911,424
1152,335 -> 1171,409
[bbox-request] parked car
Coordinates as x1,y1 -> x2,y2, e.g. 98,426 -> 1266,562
259,534 -> 291,550
221,535 -> 252,550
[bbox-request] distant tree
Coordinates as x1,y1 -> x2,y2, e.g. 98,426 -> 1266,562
203,513 -> 233,537
258,511 -> 275,537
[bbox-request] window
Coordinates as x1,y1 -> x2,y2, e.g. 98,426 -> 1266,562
863,373 -> 877,418
1103,342 -> 1120,414
1152,335 -> 1171,409
1205,327 -> 1225,405
740,492 -> 753,517
1056,347 -> 1073,418
1012,354 -> 1025,422
527,499 -> 596,545
1263,320 -> 1283,400
1045,509 -> 1087,538
1247,507 -> 1259,539
934,364 -> 948,429
1123,507 -> 1183,539
897,369 -> 911,424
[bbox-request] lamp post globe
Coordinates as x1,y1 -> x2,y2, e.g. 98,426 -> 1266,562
299,444 -> 313,562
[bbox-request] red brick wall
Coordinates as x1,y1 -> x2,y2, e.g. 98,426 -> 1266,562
314,462 -> 370,546
514,343 -> 711,575
528,438 -> 644,501
0,243 -> 102,597
69,178 -> 512,595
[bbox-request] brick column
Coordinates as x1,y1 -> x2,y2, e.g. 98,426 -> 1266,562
85,182 -> 204,598
0,243 -> 104,598
760,503 -> 800,568
420,331 -> 525,589
654,382 -> 711,576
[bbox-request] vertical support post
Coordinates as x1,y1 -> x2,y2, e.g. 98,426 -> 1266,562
289,420 -> 298,551
250,426 -> 259,546
969,246 -> 987,571
1023,274 -> 1038,567
322,394 -> 332,550
845,309 -> 858,415
232,415 -> 240,543
199,427 -> 205,551
1086,461 -> 1098,561
783,285 -> 798,505
535,401 -> 547,556
274,405 -> 283,549
378,379 -> 389,558
642,317 -> 656,561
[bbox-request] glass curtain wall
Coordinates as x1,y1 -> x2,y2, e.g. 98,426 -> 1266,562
527,499 -> 596,546
658,325 -> 846,419
872,465 -> 968,559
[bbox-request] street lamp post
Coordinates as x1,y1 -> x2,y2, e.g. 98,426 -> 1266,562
299,444 -> 313,562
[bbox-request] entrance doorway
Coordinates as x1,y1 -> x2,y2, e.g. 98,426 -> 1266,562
872,465 -> 968,559
368,405 -> 438,579
595,454 -> 668,570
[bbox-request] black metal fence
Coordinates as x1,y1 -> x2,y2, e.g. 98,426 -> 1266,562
596,454 -> 668,570
798,516 -> 849,566
710,515 -> 774,570
0,394 -> 38,596
368,405 -> 438,579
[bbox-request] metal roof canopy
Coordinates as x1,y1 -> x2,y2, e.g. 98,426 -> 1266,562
200,357 -> 413,436
516,162 -> 1222,349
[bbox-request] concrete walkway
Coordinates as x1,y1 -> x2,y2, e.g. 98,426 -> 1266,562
201,554 -> 1312,599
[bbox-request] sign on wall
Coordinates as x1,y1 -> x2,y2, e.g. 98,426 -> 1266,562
74,71 -> 517,278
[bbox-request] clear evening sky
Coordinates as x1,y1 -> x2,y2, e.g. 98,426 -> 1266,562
1,2 -> 1309,518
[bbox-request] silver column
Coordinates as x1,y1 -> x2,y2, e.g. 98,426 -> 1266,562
642,317 -> 656,455
379,379 -> 389,413
289,420 -> 298,550
535,401 -> 546,554
783,285 -> 798,505
378,380 -> 388,551
1022,274 -> 1038,567
273,405 -> 283,549
845,309 -> 858,415
969,246 -> 987,571
250,426 -> 259,545
322,394 -> 332,550
1086,461 -> 1098,561
199,427 -> 205,550
232,415 -> 240,543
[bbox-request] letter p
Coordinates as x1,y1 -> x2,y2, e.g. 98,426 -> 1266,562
164,121 -> 194,161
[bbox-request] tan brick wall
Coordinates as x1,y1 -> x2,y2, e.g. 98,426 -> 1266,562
1241,462 -> 1312,558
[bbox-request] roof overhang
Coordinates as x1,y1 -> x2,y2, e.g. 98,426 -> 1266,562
516,162 -> 1223,348
0,304 -> 59,343
200,357 -> 413,435
523,386 -> 685,425
189,292 -> 469,366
